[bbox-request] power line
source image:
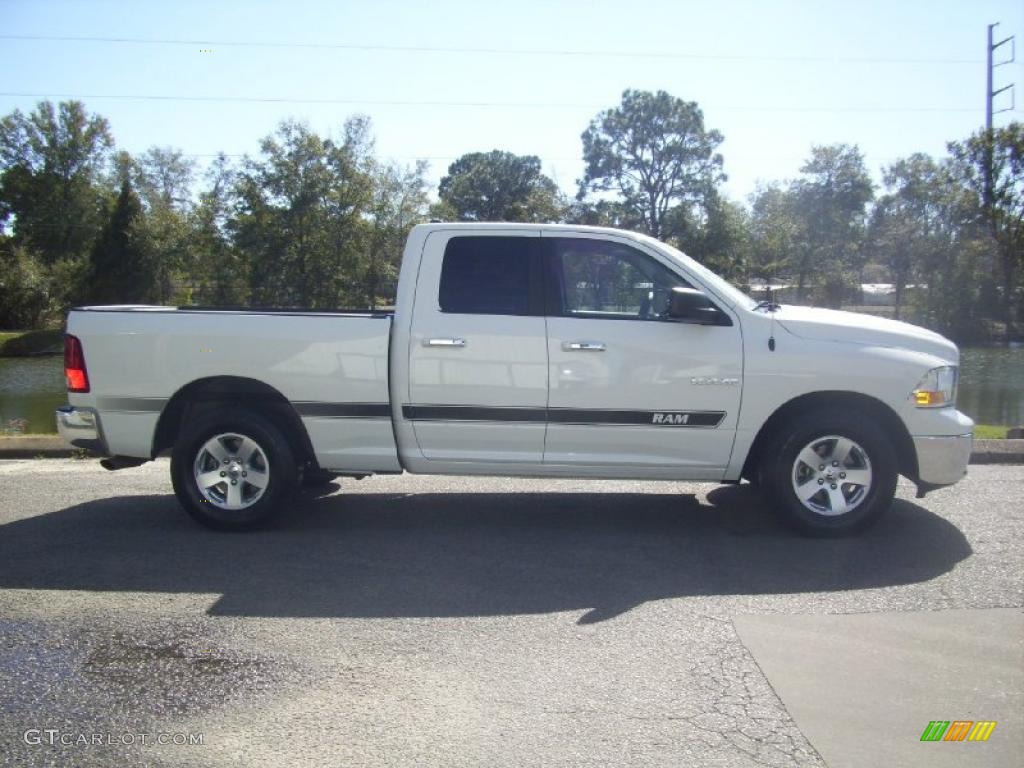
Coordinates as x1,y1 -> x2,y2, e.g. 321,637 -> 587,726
0,33 -> 991,66
0,91 -> 983,113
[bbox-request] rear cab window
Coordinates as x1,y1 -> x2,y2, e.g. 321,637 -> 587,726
438,236 -> 544,316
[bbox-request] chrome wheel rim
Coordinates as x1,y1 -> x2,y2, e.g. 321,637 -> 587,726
193,432 -> 270,511
791,435 -> 873,517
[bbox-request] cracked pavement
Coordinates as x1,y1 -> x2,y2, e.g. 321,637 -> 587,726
0,460 -> 1020,767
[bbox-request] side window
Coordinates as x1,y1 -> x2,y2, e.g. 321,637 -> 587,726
553,238 -> 691,320
439,236 -> 539,315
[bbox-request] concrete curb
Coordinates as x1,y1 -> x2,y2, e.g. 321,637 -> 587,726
1,435 -> 1022,464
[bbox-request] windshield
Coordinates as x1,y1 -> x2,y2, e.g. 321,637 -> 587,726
643,236 -> 758,311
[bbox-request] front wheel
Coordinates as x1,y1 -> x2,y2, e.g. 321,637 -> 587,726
171,409 -> 297,531
760,411 -> 897,536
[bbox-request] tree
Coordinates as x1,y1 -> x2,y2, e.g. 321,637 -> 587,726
136,146 -> 195,212
231,118 -> 374,307
0,242 -> 50,328
437,150 -> 565,222
791,144 -> 873,305
871,154 -> 949,319
670,193 -> 750,283
0,101 -> 114,264
578,89 -> 725,240
947,123 -> 1024,339
191,153 -> 248,306
748,183 -> 803,286
130,147 -> 196,303
87,178 -> 153,304
364,160 -> 431,306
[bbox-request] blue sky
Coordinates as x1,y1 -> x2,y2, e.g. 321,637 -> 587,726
1,0 -> 1022,203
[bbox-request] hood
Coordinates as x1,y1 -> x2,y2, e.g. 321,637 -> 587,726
773,305 -> 958,362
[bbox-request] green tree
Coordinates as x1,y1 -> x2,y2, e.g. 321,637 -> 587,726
231,118 -> 374,307
947,123 -> 1024,339
671,193 -> 750,282
0,101 -> 114,264
791,144 -> 873,305
871,154 -> 949,319
191,153 -> 248,306
0,242 -> 50,328
438,150 -> 565,222
364,160 -> 431,306
578,89 -> 725,239
564,199 -> 639,230
132,147 -> 196,303
748,183 -> 803,287
87,178 -> 154,304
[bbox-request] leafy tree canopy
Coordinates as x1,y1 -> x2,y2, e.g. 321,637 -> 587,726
438,150 -> 564,222
579,89 -> 725,239
0,100 -> 114,263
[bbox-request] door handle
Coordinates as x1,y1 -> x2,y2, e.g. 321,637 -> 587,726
424,337 -> 467,347
564,341 -> 606,351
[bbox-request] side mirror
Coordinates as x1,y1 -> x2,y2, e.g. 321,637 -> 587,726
667,287 -> 730,325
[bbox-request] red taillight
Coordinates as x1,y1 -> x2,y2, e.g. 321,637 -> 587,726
64,334 -> 90,393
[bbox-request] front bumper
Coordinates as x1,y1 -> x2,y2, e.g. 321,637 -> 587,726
55,406 -> 107,454
913,432 -> 972,486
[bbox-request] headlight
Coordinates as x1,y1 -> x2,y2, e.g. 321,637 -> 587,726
912,365 -> 958,408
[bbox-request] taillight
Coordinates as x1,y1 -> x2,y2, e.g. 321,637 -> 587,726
64,334 -> 90,393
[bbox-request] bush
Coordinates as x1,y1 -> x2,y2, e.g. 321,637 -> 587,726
0,245 -> 51,328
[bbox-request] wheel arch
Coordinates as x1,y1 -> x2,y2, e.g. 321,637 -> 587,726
741,390 -> 917,482
152,376 -> 317,468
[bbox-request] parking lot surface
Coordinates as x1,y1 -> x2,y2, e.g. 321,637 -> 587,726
0,460 -> 1020,767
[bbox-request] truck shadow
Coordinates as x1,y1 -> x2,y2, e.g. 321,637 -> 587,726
0,485 -> 971,623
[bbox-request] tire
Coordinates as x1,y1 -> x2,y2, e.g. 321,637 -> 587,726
758,409 -> 897,536
171,408 -> 297,531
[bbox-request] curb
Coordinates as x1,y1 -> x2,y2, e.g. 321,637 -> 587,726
1,436 -> 1022,464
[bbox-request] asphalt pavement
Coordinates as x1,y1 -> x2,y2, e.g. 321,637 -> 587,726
0,460 -> 1020,767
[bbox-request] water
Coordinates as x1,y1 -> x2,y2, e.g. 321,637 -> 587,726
0,356 -> 65,435
958,346 -> 1024,427
0,346 -> 1021,435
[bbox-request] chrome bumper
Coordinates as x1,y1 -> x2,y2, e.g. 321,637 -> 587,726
55,406 -> 107,454
913,432 -> 972,486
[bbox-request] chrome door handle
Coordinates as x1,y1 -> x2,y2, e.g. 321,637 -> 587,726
564,341 -> 606,351
424,337 -> 467,347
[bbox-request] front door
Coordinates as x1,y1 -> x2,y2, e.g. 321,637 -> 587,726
543,233 -> 742,477
406,230 -> 548,463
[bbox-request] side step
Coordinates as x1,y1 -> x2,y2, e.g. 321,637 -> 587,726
100,456 -> 148,471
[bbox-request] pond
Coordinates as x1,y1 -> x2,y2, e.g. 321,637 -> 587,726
0,346 -> 1021,435
0,356 -> 66,435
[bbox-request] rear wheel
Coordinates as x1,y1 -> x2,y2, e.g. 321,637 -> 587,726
759,410 -> 897,536
171,409 -> 297,531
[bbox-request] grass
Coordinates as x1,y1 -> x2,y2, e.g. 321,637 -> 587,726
0,329 -> 63,356
973,424 -> 1009,439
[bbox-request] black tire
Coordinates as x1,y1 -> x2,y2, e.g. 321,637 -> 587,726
171,408 -> 297,531
758,409 -> 898,536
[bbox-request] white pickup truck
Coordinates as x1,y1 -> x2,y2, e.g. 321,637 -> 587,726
57,223 -> 972,534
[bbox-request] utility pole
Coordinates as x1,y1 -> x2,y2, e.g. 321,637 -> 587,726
984,23 -> 1015,206
984,23 -> 1016,342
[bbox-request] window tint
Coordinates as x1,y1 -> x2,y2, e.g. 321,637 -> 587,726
554,238 -> 691,319
439,236 -> 537,315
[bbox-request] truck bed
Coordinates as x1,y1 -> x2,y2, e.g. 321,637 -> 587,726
66,305 -> 400,472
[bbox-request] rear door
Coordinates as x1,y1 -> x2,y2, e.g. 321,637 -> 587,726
405,230 -> 548,463
542,233 -> 742,477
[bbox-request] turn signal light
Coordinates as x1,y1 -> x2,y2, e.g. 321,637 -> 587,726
64,334 -> 90,392
914,390 -> 946,406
